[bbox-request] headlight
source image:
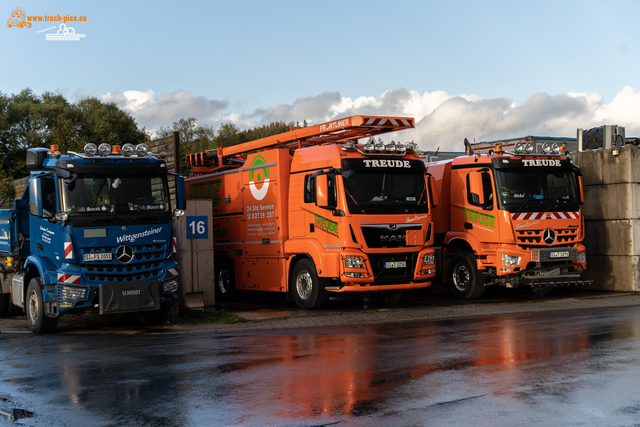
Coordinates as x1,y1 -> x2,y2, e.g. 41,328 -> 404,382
59,285 -> 89,301
344,257 -> 363,268
423,254 -> 436,265
162,279 -> 179,293
501,254 -> 521,267
577,252 -> 586,263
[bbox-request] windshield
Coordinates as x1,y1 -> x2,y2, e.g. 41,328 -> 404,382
343,171 -> 428,215
60,175 -> 170,214
494,169 -> 579,212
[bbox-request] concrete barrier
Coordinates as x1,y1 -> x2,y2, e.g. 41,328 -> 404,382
573,145 -> 640,291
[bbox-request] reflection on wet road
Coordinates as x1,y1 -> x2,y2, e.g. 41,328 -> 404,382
2,304 -> 640,426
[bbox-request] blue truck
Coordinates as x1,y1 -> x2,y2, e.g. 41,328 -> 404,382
0,142 -> 186,333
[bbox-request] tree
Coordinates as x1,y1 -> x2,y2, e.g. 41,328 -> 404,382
157,117 -> 215,155
0,89 -> 150,204
216,123 -> 240,147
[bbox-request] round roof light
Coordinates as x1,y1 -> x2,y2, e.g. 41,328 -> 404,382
515,142 -> 525,153
551,143 -> 560,155
542,142 -> 552,154
98,143 -> 112,157
84,143 -> 98,157
384,142 -> 395,152
135,143 -> 149,157
342,140 -> 356,151
525,142 -> 534,154
405,142 -> 416,152
374,141 -> 385,152
363,141 -> 374,151
395,142 -> 406,151
122,143 -> 135,157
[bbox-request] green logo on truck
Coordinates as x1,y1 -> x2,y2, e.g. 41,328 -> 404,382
189,178 -> 222,206
248,155 -> 270,201
314,213 -> 339,236
464,208 -> 495,228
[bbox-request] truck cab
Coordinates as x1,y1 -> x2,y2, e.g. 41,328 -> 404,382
1,143 -> 185,333
427,141 -> 589,299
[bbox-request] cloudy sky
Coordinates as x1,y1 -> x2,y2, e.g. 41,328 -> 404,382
3,0 -> 640,151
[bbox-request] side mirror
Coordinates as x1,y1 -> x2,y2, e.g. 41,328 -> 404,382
578,175 -> 584,204
175,175 -> 186,210
428,175 -> 438,208
315,174 -> 330,208
468,172 -> 485,205
28,177 -> 43,217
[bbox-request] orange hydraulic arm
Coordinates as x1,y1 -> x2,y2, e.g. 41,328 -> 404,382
185,115 -> 414,175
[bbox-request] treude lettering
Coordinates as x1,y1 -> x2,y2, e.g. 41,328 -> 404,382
362,160 -> 411,168
522,159 -> 561,167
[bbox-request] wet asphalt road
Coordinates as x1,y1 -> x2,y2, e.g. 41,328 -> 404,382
2,291 -> 640,426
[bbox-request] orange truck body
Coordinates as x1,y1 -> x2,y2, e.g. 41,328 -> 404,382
185,116 -> 437,308
425,142 -> 590,299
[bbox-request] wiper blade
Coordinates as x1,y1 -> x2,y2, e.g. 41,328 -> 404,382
515,198 -> 539,213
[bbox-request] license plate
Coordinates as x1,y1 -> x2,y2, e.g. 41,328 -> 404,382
83,253 -> 112,262
549,251 -> 569,259
384,261 -> 406,269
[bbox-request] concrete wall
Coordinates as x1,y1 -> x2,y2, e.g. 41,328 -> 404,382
573,145 -> 640,291
177,200 -> 215,308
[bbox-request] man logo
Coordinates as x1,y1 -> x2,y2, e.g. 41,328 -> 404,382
248,155 -> 270,201
543,228 -> 556,245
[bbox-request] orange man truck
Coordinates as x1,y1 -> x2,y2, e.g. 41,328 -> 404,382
184,116 -> 437,308
425,139 -> 590,299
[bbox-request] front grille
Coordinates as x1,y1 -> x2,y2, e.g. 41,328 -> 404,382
361,224 -> 422,249
80,244 -> 166,283
367,252 -> 419,284
516,228 -> 578,246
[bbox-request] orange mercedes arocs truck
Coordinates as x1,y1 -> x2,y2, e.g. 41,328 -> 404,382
185,116 -> 437,309
425,139 -> 590,299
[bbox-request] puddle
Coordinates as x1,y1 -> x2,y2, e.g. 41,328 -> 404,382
0,408 -> 34,421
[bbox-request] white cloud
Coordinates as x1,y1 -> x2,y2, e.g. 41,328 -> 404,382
100,90 -> 228,134
105,87 -> 640,151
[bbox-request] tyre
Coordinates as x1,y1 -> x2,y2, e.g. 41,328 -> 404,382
532,285 -> 553,296
448,252 -> 486,300
381,290 -> 405,305
26,278 -> 58,334
215,258 -> 235,301
0,293 -> 10,318
291,259 -> 329,309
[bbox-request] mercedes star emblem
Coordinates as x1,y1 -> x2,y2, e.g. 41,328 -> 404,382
543,228 -> 556,245
116,245 -> 135,264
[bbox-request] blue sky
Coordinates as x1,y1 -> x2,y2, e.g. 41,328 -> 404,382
2,0 -> 640,150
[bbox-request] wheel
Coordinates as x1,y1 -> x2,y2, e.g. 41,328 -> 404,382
532,286 -> 553,296
381,290 -> 405,305
448,253 -> 486,300
291,259 -> 329,309
0,293 -> 10,318
215,258 -> 235,301
26,279 -> 58,334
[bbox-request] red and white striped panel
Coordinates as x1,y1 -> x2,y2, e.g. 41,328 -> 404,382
57,273 -> 81,284
172,237 -> 177,253
168,266 -> 179,277
364,118 -> 412,127
511,212 -> 579,220
64,242 -> 73,259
